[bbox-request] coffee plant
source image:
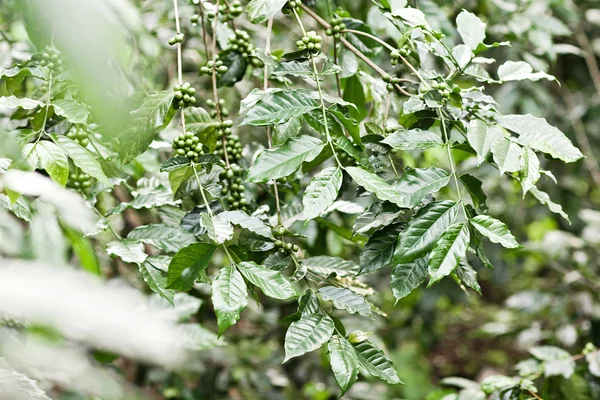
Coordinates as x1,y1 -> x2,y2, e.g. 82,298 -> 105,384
1,0 -> 600,398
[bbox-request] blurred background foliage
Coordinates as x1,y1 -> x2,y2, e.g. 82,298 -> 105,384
1,0 -> 600,399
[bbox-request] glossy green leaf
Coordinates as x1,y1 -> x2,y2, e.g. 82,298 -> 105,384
52,98 -> 89,124
128,224 -> 196,253
498,114 -> 583,163
456,10 -> 486,51
491,137 -> 521,175
428,223 -> 470,286
50,134 -> 109,184
303,256 -> 359,278
469,215 -> 520,248
467,121 -> 503,165
303,167 -> 342,221
498,61 -> 556,82
141,258 -> 174,303
212,263 -> 248,335
219,210 -> 274,239
273,116 -> 302,146
359,223 -> 403,274
248,135 -> 325,182
390,257 -> 427,302
106,240 -> 147,264
240,89 -> 319,126
167,243 -> 217,291
520,147 -> 541,195
0,95 -> 43,110
381,129 -> 443,151
328,335 -> 360,395
345,166 -> 404,207
35,141 -> 69,187
284,313 -> 335,362
200,213 -> 234,244
455,260 -> 481,294
396,167 -> 451,208
237,261 -> 296,299
318,286 -> 371,317
246,0 -> 287,23
459,174 -> 488,213
529,187 -> 570,222
396,201 -> 459,262
353,340 -> 403,384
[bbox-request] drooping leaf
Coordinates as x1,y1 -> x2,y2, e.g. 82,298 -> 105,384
128,224 -> 196,253
498,114 -> 583,163
469,215 -> 520,249
35,140 -> 69,187
0,95 -> 43,110
520,147 -> 541,195
345,166 -> 404,207
106,240 -> 147,264
353,340 -> 403,384
237,261 -> 296,299
167,243 -> 217,291
392,7 -> 429,28
396,201 -> 459,262
459,174 -> 488,213
427,223 -> 470,286
498,61 -> 556,82
529,187 -> 570,222
467,121 -> 503,165
52,98 -> 90,124
50,134 -> 110,184
455,260 -> 481,294
273,116 -> 302,146
318,286 -> 371,317
359,223 -> 403,274
140,258 -> 175,303
272,59 -> 314,78
246,0 -> 287,23
219,210 -> 274,239
456,10 -> 487,51
284,313 -> 335,362
381,129 -> 443,151
491,137 -> 521,175
212,263 -> 248,335
240,89 -> 319,126
248,135 -> 325,182
328,335 -> 360,395
302,167 -> 342,221
396,167 -> 451,208
303,256 -> 359,278
200,213 -> 234,244
390,257 -> 428,302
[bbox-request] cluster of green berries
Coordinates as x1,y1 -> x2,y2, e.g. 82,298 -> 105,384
216,0 -> 243,21
390,45 -> 411,66
227,30 -> 264,67
296,31 -> 322,55
206,98 -> 230,118
219,164 -> 250,212
68,171 -> 93,191
66,126 -> 90,147
173,131 -> 204,162
384,126 -> 398,134
173,82 -> 197,109
382,73 -> 403,92
215,120 -> 243,163
39,46 -> 63,73
200,55 -> 228,78
420,80 -> 455,100
338,151 -> 357,166
325,16 -> 346,39
168,32 -> 185,46
272,226 -> 300,253
282,1 -> 300,14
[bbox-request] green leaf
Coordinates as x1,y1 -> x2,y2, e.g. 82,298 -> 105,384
353,340 -> 403,384
359,223 -> 403,274
392,7 -> 429,28
52,98 -> 89,124
212,263 -> 248,335
470,215 -> 520,249
273,116 -> 302,146
167,243 -> 217,291
467,121 -> 503,165
459,174 -> 488,213
128,224 -> 196,253
328,335 -> 360,395
396,201 -> 459,262
382,129 -> 443,150
50,134 -> 110,184
498,61 -> 556,82
160,156 -> 190,172
107,240 -> 147,264
35,141 -> 69,187
456,10 -> 486,51
345,166 -> 404,207
219,210 -> 274,239
185,107 -> 218,151
200,213 -> 234,244
237,261 -> 296,299
240,89 -> 319,126
246,0 -> 287,23
302,167 -> 342,221
529,346 -> 575,378
248,135 -> 325,182
284,313 -> 335,362
0,95 -> 43,110
273,60 -> 314,78
498,114 -> 583,163
428,223 -> 470,286
318,286 -> 371,317
217,50 -> 248,87
303,256 -> 359,278
520,147 -> 541,195
391,257 -> 427,302
141,258 -> 174,303
455,260 -> 481,294
396,167 -> 451,208
529,187 -> 570,222
118,91 -> 175,163
491,137 -> 521,175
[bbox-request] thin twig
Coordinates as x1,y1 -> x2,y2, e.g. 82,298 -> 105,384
576,29 -> 600,96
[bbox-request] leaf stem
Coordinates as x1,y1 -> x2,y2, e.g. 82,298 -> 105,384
192,163 -> 215,217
